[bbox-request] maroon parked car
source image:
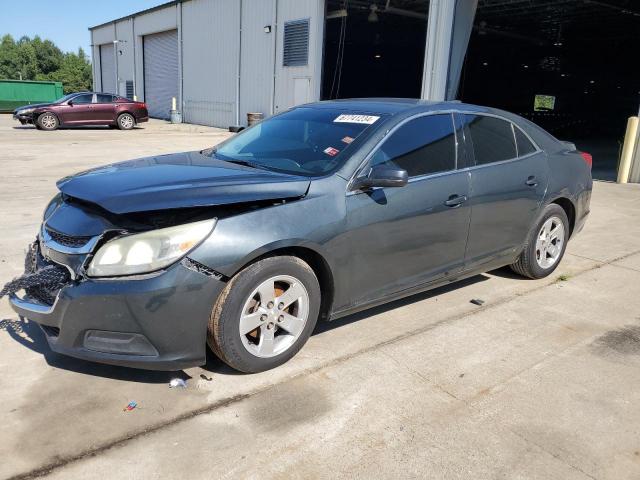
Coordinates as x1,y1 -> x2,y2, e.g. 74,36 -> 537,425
13,92 -> 149,131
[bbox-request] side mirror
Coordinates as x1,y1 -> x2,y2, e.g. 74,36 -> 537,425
352,164 -> 408,191
67,100 -> 73,106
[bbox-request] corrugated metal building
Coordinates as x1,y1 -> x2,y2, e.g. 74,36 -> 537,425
90,0 -> 476,127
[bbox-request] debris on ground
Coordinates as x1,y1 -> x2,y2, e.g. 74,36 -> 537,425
123,401 -> 137,412
557,274 -> 571,282
169,378 -> 187,388
470,299 -> 485,306
200,374 -> 213,381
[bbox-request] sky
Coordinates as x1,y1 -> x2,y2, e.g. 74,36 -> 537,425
0,0 -> 168,54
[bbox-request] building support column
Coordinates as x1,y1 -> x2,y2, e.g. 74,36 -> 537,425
421,0 -> 477,101
446,0 -> 478,100
421,0 -> 455,101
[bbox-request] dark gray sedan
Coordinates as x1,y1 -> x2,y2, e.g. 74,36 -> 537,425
6,99 -> 592,372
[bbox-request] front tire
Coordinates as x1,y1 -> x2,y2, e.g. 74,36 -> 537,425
208,256 -> 321,373
511,204 -> 569,279
117,113 -> 135,130
37,112 -> 59,131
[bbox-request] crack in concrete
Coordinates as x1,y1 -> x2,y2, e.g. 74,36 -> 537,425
508,428 -> 599,480
9,247 -> 640,480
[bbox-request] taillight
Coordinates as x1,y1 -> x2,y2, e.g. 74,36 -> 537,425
579,151 -> 592,169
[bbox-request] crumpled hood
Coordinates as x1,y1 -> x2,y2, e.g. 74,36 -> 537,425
15,102 -> 53,112
57,151 -> 311,214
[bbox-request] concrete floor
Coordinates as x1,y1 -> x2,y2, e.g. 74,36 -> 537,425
1,115 -> 640,480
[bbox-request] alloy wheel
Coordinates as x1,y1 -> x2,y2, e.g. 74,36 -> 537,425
40,114 -> 57,129
119,114 -> 134,129
535,216 -> 565,269
238,275 -> 310,358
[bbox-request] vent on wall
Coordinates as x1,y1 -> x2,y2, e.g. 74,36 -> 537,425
283,19 -> 310,67
125,80 -> 134,99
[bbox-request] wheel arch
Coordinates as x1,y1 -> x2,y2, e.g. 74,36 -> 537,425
117,111 -> 137,123
36,110 -> 60,125
548,196 -> 576,236
229,242 -> 335,322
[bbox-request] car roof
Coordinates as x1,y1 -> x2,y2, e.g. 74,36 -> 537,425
303,98 -> 492,116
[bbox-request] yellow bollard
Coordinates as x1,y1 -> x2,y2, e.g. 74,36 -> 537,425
171,97 -> 177,111
618,116 -> 639,184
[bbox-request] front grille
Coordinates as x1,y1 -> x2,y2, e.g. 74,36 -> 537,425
45,228 -> 92,248
24,243 -> 72,306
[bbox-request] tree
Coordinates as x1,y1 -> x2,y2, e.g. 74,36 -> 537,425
0,34 -> 20,79
0,34 -> 92,92
39,48 -> 92,93
30,36 -> 64,75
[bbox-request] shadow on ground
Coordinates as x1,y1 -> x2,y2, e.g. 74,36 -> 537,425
0,317 -> 190,383
3,273 -> 492,380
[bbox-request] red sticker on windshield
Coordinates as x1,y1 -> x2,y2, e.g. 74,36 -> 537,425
324,147 -> 340,157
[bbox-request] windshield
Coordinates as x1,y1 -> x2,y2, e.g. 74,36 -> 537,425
211,107 -> 383,176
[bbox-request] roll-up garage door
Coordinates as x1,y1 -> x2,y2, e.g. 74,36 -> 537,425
143,30 -> 179,119
100,43 -> 116,94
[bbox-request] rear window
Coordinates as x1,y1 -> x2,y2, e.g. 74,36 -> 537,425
514,126 -> 537,156
212,108 -> 382,177
464,114 -> 517,165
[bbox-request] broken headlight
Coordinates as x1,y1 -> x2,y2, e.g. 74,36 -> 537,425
87,219 -> 216,277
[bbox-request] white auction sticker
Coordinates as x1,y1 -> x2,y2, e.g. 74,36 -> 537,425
334,114 -> 380,125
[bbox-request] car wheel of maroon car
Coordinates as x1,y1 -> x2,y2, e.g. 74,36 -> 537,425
117,113 -> 135,130
37,112 -> 59,131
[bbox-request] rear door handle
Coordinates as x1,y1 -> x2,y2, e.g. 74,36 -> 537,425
525,176 -> 538,187
444,194 -> 468,208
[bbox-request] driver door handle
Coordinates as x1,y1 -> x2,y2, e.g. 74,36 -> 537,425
444,194 -> 468,208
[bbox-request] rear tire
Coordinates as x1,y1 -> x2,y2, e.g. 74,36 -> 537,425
511,204 -> 569,279
117,113 -> 135,130
37,112 -> 59,131
207,256 -> 321,373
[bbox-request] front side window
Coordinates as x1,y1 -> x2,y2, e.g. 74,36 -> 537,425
212,107 -> 381,177
370,114 -> 457,177
96,94 -> 114,104
464,114 -> 517,165
72,94 -> 93,105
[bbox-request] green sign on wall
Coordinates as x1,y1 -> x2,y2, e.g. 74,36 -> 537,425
534,95 -> 556,112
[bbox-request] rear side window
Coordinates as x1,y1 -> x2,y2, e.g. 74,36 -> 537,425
370,114 -> 457,177
96,94 -> 114,103
514,126 -> 537,156
72,94 -> 93,105
464,114 -> 517,165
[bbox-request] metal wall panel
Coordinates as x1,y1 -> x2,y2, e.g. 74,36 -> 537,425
273,0 -> 325,114
240,0 -> 277,125
99,43 -> 116,94
143,30 -> 179,119
182,0 -> 240,127
115,19 -> 135,97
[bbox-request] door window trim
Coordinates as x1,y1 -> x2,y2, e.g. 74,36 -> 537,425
70,93 -> 95,105
347,111 -> 461,193
460,112 -> 542,169
95,94 -> 115,104
347,109 -> 543,194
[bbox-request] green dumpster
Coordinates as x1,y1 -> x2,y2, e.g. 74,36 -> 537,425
0,80 -> 64,112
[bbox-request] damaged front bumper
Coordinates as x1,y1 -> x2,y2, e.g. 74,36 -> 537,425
9,241 -> 225,370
